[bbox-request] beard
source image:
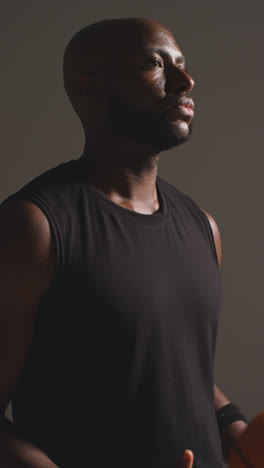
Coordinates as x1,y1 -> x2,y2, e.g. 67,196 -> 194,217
105,87 -> 193,152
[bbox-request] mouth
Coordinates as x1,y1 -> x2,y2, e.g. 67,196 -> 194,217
172,105 -> 194,117
166,106 -> 194,120
166,98 -> 194,118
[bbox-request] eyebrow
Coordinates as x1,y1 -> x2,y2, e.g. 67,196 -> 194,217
143,46 -> 185,64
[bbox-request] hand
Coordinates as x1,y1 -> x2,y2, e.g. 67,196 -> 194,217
176,449 -> 194,468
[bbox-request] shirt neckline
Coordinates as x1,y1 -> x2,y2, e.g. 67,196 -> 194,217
68,159 -> 169,226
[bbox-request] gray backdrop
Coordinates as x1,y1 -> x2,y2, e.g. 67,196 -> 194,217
1,0 -> 263,458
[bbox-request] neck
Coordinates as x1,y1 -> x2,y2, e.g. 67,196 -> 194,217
76,138 -> 161,214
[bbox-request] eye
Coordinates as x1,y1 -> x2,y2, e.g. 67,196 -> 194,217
150,59 -> 163,68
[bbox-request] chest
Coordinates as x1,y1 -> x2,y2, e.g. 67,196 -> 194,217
59,212 -> 222,346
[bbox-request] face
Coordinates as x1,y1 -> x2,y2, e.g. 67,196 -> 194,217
104,24 -> 195,152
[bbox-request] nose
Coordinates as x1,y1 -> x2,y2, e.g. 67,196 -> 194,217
166,66 -> 194,94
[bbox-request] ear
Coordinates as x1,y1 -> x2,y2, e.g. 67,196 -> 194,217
79,74 -> 104,100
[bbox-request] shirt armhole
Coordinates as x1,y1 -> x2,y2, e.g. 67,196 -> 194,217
180,194 -> 219,268
198,208 -> 219,268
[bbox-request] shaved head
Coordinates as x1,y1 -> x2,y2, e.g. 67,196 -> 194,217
63,17 -> 194,152
63,17 -> 174,118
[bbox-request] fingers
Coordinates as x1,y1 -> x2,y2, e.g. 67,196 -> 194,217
178,449 -> 194,468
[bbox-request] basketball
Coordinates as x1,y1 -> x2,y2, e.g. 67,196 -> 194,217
229,410 -> 264,467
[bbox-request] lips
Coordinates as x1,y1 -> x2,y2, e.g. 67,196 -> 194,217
175,97 -> 194,110
167,98 -> 194,118
173,105 -> 194,117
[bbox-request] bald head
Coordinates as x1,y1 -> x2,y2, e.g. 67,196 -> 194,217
63,17 -> 175,119
62,18 -> 194,152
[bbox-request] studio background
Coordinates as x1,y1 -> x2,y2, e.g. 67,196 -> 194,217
1,1 -> 263,464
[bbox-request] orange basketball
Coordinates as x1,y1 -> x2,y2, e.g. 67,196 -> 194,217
229,410 -> 264,468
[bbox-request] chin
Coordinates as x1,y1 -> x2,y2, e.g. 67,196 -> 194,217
157,120 -> 193,151
173,120 -> 191,135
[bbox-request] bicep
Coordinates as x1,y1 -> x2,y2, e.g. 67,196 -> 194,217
0,199 -> 56,410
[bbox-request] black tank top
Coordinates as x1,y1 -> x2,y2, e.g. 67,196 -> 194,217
2,160 -> 224,468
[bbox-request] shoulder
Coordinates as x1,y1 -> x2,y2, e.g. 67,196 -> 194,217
0,161 -> 75,275
201,209 -> 222,269
0,198 -> 57,294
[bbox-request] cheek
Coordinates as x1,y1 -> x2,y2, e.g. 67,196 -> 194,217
128,77 -> 166,108
139,72 -> 166,98
109,68 -> 166,109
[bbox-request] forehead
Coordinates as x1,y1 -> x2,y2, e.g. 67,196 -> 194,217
117,26 -> 184,61
87,22 -> 185,76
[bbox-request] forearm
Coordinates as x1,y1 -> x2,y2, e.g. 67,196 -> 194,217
214,385 -> 248,463
0,416 -> 59,468
219,419 -> 248,463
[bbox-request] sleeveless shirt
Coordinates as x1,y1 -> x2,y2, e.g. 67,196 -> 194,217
1,160 -> 224,468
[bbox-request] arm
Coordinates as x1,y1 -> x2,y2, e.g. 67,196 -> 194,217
202,210 -> 248,463
214,384 -> 248,463
0,199 -> 59,467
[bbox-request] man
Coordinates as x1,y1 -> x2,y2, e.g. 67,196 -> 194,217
0,17 -> 247,468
